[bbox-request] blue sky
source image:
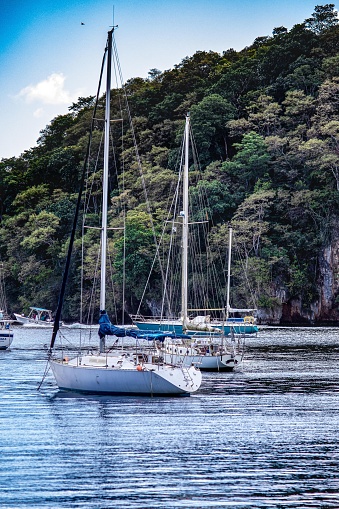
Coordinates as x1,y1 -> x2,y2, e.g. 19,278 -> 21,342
0,0 -> 329,159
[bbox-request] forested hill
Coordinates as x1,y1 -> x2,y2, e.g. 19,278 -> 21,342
1,4 -> 339,324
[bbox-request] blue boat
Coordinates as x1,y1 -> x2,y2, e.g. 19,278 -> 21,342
134,317 -> 258,336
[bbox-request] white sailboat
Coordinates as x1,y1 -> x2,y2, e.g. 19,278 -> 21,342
160,222 -> 246,370
48,28 -> 201,395
155,115 -> 246,370
132,115 -> 255,369
0,264 -> 14,350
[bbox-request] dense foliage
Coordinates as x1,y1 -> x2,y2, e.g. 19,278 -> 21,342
1,4 -> 339,322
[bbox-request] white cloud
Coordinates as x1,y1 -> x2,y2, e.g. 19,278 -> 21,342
33,108 -> 44,118
17,73 -> 76,105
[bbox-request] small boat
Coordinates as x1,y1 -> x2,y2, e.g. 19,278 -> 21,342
47,28 -> 202,396
0,265 -> 14,349
0,312 -> 14,350
14,307 -> 55,327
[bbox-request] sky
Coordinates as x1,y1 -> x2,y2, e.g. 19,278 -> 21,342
0,0 -> 331,159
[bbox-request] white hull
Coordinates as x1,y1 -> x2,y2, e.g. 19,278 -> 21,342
0,331 -> 14,350
163,351 -> 242,370
14,313 -> 54,327
49,353 -> 201,395
160,336 -> 244,371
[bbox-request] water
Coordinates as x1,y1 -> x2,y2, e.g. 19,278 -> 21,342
1,327 -> 339,508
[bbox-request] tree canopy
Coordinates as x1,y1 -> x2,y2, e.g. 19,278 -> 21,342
1,4 -> 339,324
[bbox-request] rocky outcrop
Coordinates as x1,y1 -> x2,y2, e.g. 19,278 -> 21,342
316,240 -> 339,322
258,240 -> 339,325
143,240 -> 339,325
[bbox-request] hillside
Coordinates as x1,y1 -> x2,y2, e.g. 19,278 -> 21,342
1,4 -> 339,324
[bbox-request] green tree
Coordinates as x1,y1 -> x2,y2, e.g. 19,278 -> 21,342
222,132 -> 271,195
305,4 -> 338,33
190,94 -> 236,164
113,211 -> 156,305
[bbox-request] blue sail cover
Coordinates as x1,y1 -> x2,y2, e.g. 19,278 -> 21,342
98,311 -> 189,342
98,311 -> 128,338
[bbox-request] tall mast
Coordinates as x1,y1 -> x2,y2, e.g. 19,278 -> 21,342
100,28 -> 113,352
226,226 -> 232,321
181,114 -> 190,329
100,29 -> 113,312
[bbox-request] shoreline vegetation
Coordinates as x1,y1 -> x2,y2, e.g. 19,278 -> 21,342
1,5 -> 339,326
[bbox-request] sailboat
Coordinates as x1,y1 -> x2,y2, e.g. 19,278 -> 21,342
133,114 -> 257,370
0,264 -> 14,350
47,28 -> 201,395
158,224 -> 255,370
133,115 -> 258,338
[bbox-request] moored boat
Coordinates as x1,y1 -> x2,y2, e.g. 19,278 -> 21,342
0,315 -> 14,350
135,315 -> 258,336
47,27 -> 202,396
159,335 -> 244,371
0,265 -> 14,349
14,307 -> 55,327
133,115 -> 256,370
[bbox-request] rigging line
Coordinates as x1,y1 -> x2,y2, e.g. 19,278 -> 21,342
80,139 -> 100,325
108,250 -> 118,323
50,34 -> 109,350
190,126 -> 228,304
111,49 -> 126,323
160,196 -> 178,318
169,192 -> 182,315
161,204 -> 178,318
37,359 -> 51,391
134,116 -> 185,317
189,140 -> 213,310
160,135 -> 185,318
82,132 -> 103,231
233,238 -> 257,309
134,193 -> 175,318
87,248 -> 100,325
0,262 -> 7,314
108,116 -> 125,323
80,220 -> 84,327
122,119 -> 126,325
106,134 -> 117,323
191,127 -> 222,226
111,34 -> 170,310
135,133 -> 184,317
81,133 -> 104,328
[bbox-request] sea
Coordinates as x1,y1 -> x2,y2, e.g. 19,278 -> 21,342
1,326 -> 339,509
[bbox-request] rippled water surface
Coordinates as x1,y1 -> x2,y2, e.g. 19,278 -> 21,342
1,327 -> 339,508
